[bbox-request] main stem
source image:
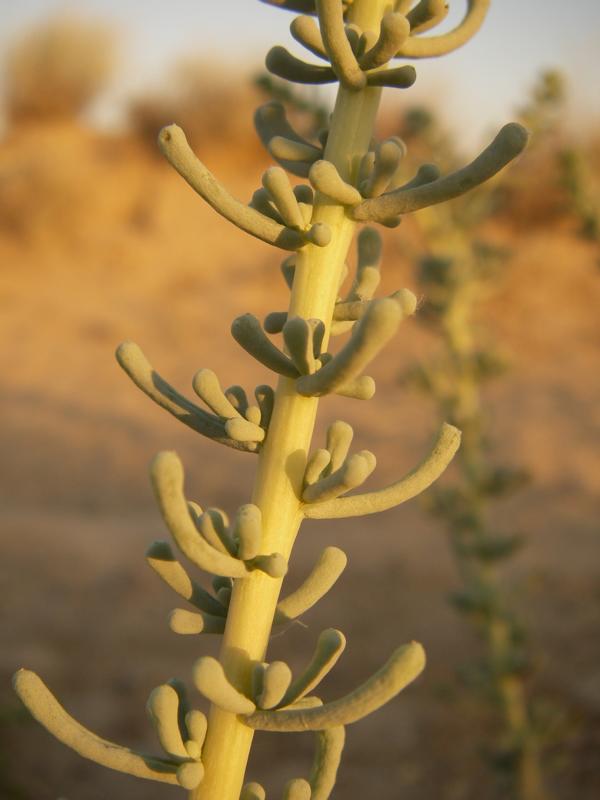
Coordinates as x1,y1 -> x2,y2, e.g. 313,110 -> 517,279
191,3 -> 391,798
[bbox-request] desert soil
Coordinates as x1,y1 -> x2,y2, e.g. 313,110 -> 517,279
0,123 -> 599,799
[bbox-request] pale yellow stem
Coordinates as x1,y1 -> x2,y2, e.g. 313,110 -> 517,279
190,3 -> 393,798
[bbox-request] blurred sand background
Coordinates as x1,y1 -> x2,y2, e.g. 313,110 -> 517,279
0,4 -> 599,800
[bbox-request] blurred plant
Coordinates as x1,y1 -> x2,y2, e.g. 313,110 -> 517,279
128,58 -> 261,151
3,15 -> 115,125
516,69 -> 599,250
506,69 -> 599,240
517,70 -> 565,141
254,71 -> 331,138
14,2 -> 529,799
558,147 -> 600,243
404,236 -> 544,800
401,91 -> 553,800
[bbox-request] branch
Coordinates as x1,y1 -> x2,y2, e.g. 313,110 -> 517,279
253,662 -> 293,709
291,15 -> 328,59
303,423 -> 461,519
333,375 -> 376,400
304,223 -> 332,247
263,167 -> 306,229
310,727 -> 345,800
186,709 -> 208,749
232,314 -> 300,377
226,417 -> 266,444
281,253 -> 297,289
278,629 -> 347,708
269,135 -> 322,164
241,725 -> 344,798
392,162 -> 440,192
359,13 -> 410,70
302,451 -> 376,503
366,65 -> 416,89
255,384 -> 275,430
309,160 -> 362,205
349,226 -> 382,301
151,452 -> 286,578
266,46 -> 337,84
360,138 -> 406,198
158,125 -> 304,250
164,678 -> 190,741
192,368 -> 242,420
396,0 -> 490,58
234,504 -> 263,561
245,642 -> 425,731
406,0 -> 449,35
145,540 -> 228,617
225,385 -> 249,415
177,761 -> 206,791
296,184 -> 316,226
316,0 -> 366,90
13,670 -> 181,785
334,289 -> 415,323
325,419 -> 353,472
150,681 -> 205,786
288,697 -> 324,710
196,507 -> 237,556
193,658 -> 256,715
283,317 -> 324,375
275,547 -> 347,623
254,102 -> 323,178
116,341 -> 257,452
146,684 -> 188,758
303,448 -> 331,486
353,124 -> 528,222
169,608 -> 226,635
296,298 -> 410,397
250,187 -> 284,223
241,784 -> 266,800
284,780 -> 311,799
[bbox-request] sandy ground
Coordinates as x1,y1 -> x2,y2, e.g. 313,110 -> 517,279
0,123 -> 599,799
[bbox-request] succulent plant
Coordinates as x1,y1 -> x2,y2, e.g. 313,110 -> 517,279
14,2 -> 529,798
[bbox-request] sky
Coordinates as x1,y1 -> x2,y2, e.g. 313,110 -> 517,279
0,0 -> 599,153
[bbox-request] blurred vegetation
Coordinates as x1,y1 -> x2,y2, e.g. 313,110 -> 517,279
517,70 -> 565,140
254,71 -> 331,138
3,15 -> 115,126
1,15 -> 597,242
128,58 -> 262,152
519,71 -> 600,245
558,147 -> 599,243
398,72 -> 578,800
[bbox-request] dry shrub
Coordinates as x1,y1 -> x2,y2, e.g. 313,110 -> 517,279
4,15 -> 115,125
497,134 -> 600,234
128,59 -> 262,154
386,103 -> 579,232
0,125 -> 143,246
493,141 -> 566,229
